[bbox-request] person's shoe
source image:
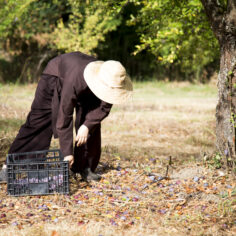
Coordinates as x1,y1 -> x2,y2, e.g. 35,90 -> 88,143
80,168 -> 101,182
0,165 -> 7,183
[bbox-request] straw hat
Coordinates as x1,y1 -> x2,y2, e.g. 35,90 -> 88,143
84,60 -> 133,104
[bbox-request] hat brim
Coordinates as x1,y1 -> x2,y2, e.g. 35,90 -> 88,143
84,61 -> 133,105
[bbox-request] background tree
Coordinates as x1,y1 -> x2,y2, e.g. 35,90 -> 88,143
0,0 -> 68,82
200,0 -> 236,172
117,0 -> 219,81
0,0 -> 122,82
118,0 -> 235,171
0,0 -> 220,83
51,0 -> 121,54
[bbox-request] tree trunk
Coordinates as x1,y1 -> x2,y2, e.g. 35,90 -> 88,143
216,43 -> 236,170
201,0 -> 236,172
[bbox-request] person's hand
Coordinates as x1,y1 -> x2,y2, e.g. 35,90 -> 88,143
75,125 -> 89,146
64,155 -> 74,167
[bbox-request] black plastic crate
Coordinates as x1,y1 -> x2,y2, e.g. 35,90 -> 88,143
7,149 -> 69,196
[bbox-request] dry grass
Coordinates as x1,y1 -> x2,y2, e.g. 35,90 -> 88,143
102,81 -> 216,164
0,81 -> 235,236
0,81 -> 216,162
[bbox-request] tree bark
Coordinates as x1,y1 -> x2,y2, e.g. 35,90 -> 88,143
216,43 -> 236,163
201,0 -> 236,171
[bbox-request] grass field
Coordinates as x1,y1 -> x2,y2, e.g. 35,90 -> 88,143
0,81 -> 235,236
0,81 -> 217,162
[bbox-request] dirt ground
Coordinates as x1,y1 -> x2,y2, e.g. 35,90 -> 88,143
0,81 -> 235,236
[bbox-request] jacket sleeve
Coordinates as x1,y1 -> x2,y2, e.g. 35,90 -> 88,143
56,81 -> 77,157
83,101 -> 112,132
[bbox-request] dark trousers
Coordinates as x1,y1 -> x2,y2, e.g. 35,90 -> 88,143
8,75 -> 101,172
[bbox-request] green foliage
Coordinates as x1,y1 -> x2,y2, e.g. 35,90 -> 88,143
0,0 -> 68,54
205,152 -> 223,169
0,0 -> 122,55
218,199 -> 235,217
51,0 -> 121,53
118,0 -> 220,80
0,0 -> 222,82
0,0 -> 123,82
0,0 -> 34,39
213,153 -> 223,169
230,112 -> 236,128
0,0 -> 69,82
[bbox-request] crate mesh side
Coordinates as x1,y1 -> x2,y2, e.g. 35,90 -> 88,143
7,150 -> 69,196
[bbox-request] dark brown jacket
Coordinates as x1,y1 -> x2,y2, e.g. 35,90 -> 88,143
43,52 -> 112,156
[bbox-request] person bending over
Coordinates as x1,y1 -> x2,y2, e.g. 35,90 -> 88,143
0,51 -> 133,182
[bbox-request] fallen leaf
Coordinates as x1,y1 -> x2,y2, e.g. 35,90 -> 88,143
51,230 -> 60,236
